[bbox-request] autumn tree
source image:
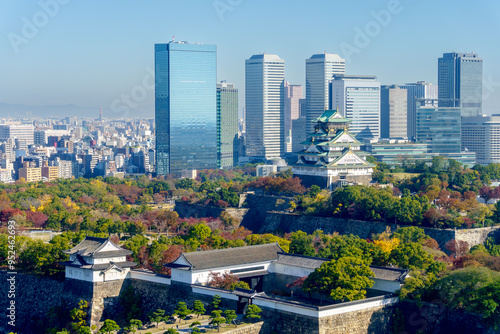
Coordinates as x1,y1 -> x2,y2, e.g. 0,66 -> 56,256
302,257 -> 374,302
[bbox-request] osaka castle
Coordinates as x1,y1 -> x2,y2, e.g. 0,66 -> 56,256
292,109 -> 374,189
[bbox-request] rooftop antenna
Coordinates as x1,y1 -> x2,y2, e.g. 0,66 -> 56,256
172,35 -> 175,42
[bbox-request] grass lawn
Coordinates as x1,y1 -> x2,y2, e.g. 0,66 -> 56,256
388,173 -> 420,180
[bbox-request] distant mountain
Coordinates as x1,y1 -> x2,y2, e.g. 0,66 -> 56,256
0,102 -> 101,119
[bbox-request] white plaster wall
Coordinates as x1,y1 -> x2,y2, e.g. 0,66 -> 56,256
371,278 -> 402,293
270,263 -> 315,278
129,270 -> 171,285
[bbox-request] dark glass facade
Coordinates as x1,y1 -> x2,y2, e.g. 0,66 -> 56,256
416,99 -> 461,154
155,42 -> 217,175
438,52 -> 482,117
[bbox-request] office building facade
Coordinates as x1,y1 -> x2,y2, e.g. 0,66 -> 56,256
284,82 -> 303,153
462,115 -> 500,164
416,99 -> 461,154
399,82 -> 438,140
438,52 -> 483,117
305,54 -> 346,134
217,81 -> 239,169
330,75 -> 381,141
245,54 -> 285,160
155,42 -> 217,175
380,85 -> 407,138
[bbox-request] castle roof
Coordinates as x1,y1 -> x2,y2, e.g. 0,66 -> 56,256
312,109 -> 351,124
166,243 -> 283,271
63,236 -> 132,258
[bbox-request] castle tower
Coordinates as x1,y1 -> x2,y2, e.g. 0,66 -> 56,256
292,109 -> 374,189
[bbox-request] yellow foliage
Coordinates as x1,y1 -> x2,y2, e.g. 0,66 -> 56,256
63,197 -> 80,211
374,237 -> 400,254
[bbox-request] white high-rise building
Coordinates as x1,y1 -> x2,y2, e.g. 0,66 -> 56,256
245,54 -> 285,160
305,54 -> 346,134
462,115 -> 500,164
0,124 -> 34,145
330,75 -> 381,141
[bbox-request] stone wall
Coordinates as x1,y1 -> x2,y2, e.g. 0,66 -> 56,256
399,300 -> 496,334
262,212 -> 500,252
319,304 -> 396,334
261,308 -> 320,334
223,322 -> 264,334
0,271 -> 86,334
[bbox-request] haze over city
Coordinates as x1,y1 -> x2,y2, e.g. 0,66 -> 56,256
1,0 -> 500,118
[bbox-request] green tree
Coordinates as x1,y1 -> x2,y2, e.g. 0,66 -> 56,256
165,328 -> 179,334
209,310 -> 226,332
392,226 -> 426,244
390,242 -> 434,270
224,309 -> 237,326
148,309 -> 166,328
99,319 -> 120,334
193,300 -> 206,318
289,230 -> 315,257
124,319 -> 142,333
211,294 -> 222,310
302,257 -> 374,302
190,321 -> 202,334
173,301 -> 192,324
244,304 -> 262,322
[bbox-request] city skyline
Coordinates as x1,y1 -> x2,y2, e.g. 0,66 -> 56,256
1,0 -> 500,118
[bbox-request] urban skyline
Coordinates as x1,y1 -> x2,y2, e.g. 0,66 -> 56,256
1,1 -> 500,118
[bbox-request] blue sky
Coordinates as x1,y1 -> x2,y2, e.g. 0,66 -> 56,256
1,0 -> 500,117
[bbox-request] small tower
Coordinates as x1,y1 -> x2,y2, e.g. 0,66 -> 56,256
61,236 -> 136,282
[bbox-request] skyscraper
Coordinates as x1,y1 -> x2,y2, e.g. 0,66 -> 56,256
462,115 -> 500,164
217,81 -> 239,169
380,85 -> 407,138
245,54 -> 285,160
416,99 -> 461,154
305,54 -> 346,134
283,82 -> 303,153
330,75 -> 381,141
155,41 -> 217,175
399,81 -> 438,139
438,52 -> 483,117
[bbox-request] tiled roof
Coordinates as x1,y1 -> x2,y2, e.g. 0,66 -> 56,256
61,260 -> 136,271
370,266 -> 409,282
275,253 -> 327,269
63,236 -> 132,257
173,243 -> 283,271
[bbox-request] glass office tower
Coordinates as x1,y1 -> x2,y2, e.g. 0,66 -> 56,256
399,81 -> 438,140
438,52 -> 483,117
416,99 -> 461,154
305,54 -> 345,134
217,81 -> 239,169
155,42 -> 217,175
329,75 -> 381,141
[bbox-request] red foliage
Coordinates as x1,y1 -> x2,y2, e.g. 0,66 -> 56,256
421,237 -> 440,250
0,208 -> 24,223
110,235 -> 120,244
25,211 -> 48,228
246,176 -> 305,195
286,276 -> 307,289
216,200 -> 229,208
445,239 -> 469,258
207,271 -> 240,290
